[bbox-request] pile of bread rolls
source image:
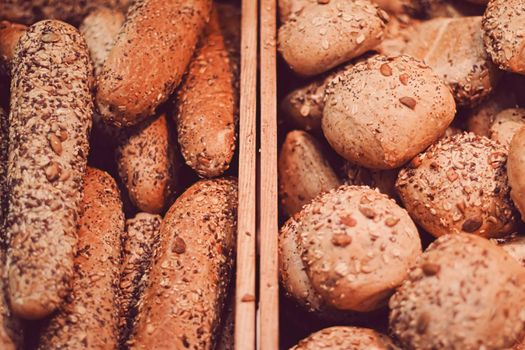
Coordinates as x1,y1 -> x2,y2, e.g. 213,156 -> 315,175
277,0 -> 525,349
0,0 -> 240,349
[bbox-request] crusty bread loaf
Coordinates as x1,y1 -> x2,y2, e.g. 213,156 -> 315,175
116,113 -> 178,214
0,21 -> 26,77
129,178 -> 237,350
38,167 -> 124,349
96,0 -> 212,127
278,130 -> 341,217
508,127 -> 525,220
79,7 -> 125,76
6,20 -> 93,320
119,212 -> 161,346
404,17 -> 501,107
0,0 -> 132,25
176,4 -> 239,178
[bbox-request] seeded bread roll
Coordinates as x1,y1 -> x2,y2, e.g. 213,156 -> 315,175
483,0 -> 525,75
0,0 -> 131,25
96,0 -> 212,127
278,0 -> 315,23
116,113 -> 177,214
490,108 -> 525,147
130,178 -> 238,350
290,326 -> 399,350
280,185 -> 422,313
404,17 -> 501,107
176,4 -> 239,178
389,233 -> 525,350
343,162 -> 399,200
119,212 -> 161,347
508,127 -> 525,220
278,0 -> 388,77
38,167 -> 124,350
0,21 -> 26,77
499,236 -> 525,267
7,20 -> 93,320
79,7 -> 125,76
323,55 -> 456,169
279,130 -> 342,217
397,132 -> 518,238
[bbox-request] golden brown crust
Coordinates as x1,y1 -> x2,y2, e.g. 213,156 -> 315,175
129,178 -> 238,350
279,130 -> 341,217
96,0 -> 212,127
397,133 -> 518,238
176,4 -> 239,178
116,113 -> 178,214
389,233 -> 525,350
0,21 -> 26,77
404,17 -> 501,107
7,20 -> 93,320
508,127 -> 525,220
290,326 -> 399,350
490,108 -> 525,147
278,0 -> 388,76
38,167 -> 124,350
323,55 -> 456,169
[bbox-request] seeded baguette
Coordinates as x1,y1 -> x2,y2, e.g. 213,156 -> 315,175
279,130 -> 341,217
38,167 -> 124,350
483,0 -> 525,75
508,127 -> 525,220
490,108 -> 525,147
176,4 -> 239,178
278,0 -> 388,77
0,21 -> 26,77
7,20 -> 93,320
96,0 -> 212,127
404,17 -> 501,107
130,178 -> 238,350
290,326 -> 400,350
0,0 -> 131,25
116,113 -> 177,214
119,212 -> 161,346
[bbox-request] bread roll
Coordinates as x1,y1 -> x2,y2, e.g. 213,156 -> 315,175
483,0 -> 525,74
499,236 -> 525,267
0,21 -> 26,77
397,133 -> 518,238
490,108 -> 525,147
129,178 -> 237,350
389,233 -> 525,350
404,17 -> 501,107
116,113 -> 178,214
176,4 -> 239,178
96,0 -> 212,127
7,20 -> 93,320
278,0 -> 388,76
119,213 -> 161,346
508,127 -> 525,220
280,185 -> 422,313
374,15 -> 419,58
279,130 -> 342,217
323,55 -> 456,169
343,162 -> 399,200
38,167 -> 124,350
290,326 -> 399,350
278,0 -> 315,23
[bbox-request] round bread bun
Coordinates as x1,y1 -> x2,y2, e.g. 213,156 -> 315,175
483,0 -> 525,74
490,108 -> 525,147
290,326 -> 399,350
397,132 -> 518,238
389,233 -> 525,350
323,55 -> 456,169
508,126 -> 525,220
279,185 -> 422,313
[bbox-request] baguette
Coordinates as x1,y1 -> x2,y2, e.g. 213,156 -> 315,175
176,4 -> 240,178
96,0 -> 212,127
6,20 -> 93,319
119,212 -> 162,346
0,21 -> 26,77
116,113 -> 178,214
129,178 -> 238,350
38,167 -> 124,350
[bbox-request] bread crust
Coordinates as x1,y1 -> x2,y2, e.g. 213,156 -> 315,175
96,0 -> 212,127
176,4 -> 239,178
0,21 -> 26,77
129,178 -> 237,350
6,20 -> 93,320
490,108 -> 525,147
508,127 -> 525,220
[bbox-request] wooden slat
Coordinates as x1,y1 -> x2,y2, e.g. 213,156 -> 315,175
259,0 -> 279,348
235,0 -> 257,349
